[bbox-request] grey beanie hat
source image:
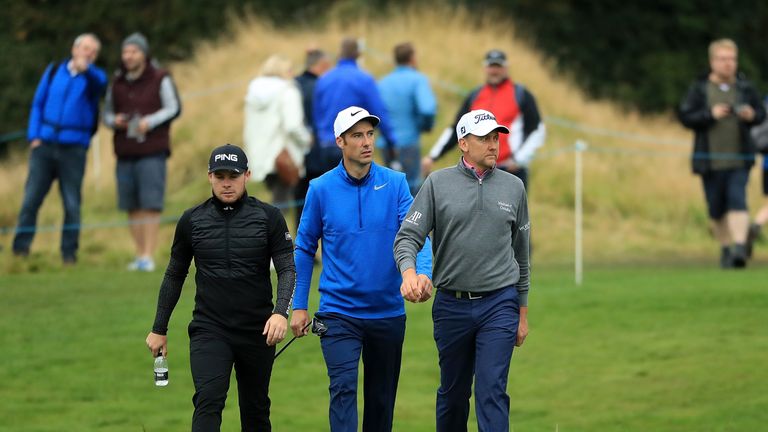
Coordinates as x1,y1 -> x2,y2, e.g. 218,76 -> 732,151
122,32 -> 149,55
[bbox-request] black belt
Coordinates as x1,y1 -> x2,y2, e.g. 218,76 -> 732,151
441,287 -> 505,300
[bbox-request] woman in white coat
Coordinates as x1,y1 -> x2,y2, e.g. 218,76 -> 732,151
244,55 -> 311,212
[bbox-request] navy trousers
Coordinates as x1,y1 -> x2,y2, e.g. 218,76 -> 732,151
317,313 -> 406,432
13,143 -> 87,260
432,287 -> 520,432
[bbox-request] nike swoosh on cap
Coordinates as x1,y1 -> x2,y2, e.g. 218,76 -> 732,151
351,110 -> 363,116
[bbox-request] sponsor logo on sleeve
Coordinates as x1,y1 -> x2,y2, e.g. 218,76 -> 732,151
405,211 -> 423,226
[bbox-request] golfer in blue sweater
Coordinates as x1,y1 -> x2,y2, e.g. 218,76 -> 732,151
291,106 -> 432,432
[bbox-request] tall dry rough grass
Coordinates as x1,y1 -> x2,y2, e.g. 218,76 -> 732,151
2,5 -> 764,270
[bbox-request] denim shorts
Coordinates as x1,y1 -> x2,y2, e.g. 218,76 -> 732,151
116,154 -> 167,211
701,168 -> 749,219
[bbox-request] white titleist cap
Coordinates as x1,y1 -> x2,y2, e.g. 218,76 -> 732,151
456,109 -> 510,139
334,106 -> 380,138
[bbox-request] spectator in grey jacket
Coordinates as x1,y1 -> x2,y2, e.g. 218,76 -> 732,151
394,109 -> 530,432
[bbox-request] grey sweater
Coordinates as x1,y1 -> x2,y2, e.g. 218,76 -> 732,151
393,159 -> 530,306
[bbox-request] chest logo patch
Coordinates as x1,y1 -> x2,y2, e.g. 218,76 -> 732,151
498,201 -> 512,213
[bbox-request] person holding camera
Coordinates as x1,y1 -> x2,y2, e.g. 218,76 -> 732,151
103,32 -> 182,272
679,38 -> 766,268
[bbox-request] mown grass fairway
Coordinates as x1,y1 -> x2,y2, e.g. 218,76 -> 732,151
1,264 -> 766,431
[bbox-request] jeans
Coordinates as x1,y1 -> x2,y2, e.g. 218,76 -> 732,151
432,287 -> 520,432
317,313 -> 406,432
13,143 -> 87,259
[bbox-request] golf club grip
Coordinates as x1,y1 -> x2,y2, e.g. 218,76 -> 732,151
273,321 -> 312,359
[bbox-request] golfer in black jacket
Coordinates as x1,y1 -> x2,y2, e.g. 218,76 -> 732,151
146,144 -> 296,431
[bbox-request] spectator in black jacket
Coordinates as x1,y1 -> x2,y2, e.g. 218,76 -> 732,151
145,144 -> 295,431
679,38 -> 766,268
294,48 -> 331,231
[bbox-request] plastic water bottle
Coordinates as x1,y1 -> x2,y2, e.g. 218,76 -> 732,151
154,353 -> 168,387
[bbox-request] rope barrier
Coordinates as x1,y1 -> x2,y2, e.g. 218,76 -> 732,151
2,43 -> 764,238
0,199 -> 304,236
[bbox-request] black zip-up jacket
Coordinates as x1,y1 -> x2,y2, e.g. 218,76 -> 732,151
678,72 -> 766,175
151,192 -> 295,335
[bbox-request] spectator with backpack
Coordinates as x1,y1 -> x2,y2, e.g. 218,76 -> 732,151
104,33 -> 182,272
421,49 -> 545,190
13,33 -> 107,265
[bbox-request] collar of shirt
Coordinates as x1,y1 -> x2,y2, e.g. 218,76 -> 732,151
339,160 -> 373,186
461,156 -> 493,179
212,190 -> 247,212
337,58 -> 358,68
66,60 -> 79,77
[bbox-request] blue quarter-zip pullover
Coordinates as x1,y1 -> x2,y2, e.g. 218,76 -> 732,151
294,161 -> 432,318
27,60 -> 107,147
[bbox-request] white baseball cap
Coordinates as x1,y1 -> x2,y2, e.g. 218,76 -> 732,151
456,109 -> 510,139
334,106 -> 380,138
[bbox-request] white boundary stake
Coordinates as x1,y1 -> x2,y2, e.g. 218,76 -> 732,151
574,140 -> 588,286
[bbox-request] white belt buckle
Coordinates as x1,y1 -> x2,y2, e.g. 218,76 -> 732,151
468,292 -> 483,300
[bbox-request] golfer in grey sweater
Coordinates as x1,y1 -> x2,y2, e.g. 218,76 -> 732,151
394,109 -> 530,432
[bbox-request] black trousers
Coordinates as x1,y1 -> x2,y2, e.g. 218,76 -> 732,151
189,326 -> 276,431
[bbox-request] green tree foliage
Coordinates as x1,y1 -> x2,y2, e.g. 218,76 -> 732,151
0,0 -> 331,140
506,0 -> 768,112
3,0 -> 767,143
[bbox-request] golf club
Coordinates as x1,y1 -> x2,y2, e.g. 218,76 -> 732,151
273,317 -> 327,359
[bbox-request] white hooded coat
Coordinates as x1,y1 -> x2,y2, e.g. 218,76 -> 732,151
244,76 -> 311,182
